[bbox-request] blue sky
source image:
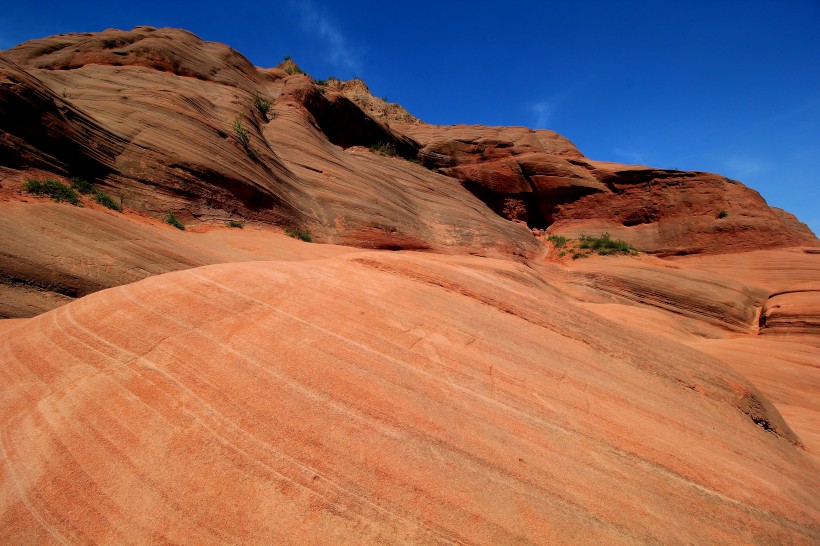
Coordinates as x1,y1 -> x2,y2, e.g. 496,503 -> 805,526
2,0 -> 818,234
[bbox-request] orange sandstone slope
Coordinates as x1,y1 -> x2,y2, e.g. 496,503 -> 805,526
1,252 -> 819,544
1,27 -> 820,544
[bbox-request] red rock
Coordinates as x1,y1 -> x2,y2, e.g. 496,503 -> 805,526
1,253 -> 819,543
1,27 -> 819,544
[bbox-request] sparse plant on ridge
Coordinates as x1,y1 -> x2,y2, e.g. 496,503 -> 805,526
232,114 -> 255,158
551,233 -> 639,259
547,234 -> 567,248
369,141 -> 396,157
69,177 -> 95,194
717,209 -> 728,219
68,177 -> 122,211
227,220 -> 244,228
94,191 -> 122,211
577,233 -> 637,256
165,211 -> 185,230
233,115 -> 250,147
252,92 -> 272,119
282,56 -> 304,75
284,226 -> 312,242
23,179 -> 82,205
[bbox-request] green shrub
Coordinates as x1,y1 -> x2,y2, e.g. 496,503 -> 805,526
369,142 -> 396,157
547,234 -> 567,248
282,57 -> 304,75
233,115 -> 250,147
578,233 -> 637,256
232,114 -> 255,159
165,211 -> 185,230
252,92 -> 272,119
717,209 -> 728,219
284,226 -> 312,242
23,179 -> 81,205
69,177 -> 95,194
227,220 -> 244,228
94,191 -> 122,211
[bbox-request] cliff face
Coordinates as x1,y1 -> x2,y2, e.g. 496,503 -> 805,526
1,27 -> 819,545
1,26 -> 814,257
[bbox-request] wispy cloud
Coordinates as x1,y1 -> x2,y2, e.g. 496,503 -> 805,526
723,156 -> 763,179
530,100 -> 554,129
613,148 -> 646,165
289,0 -> 361,72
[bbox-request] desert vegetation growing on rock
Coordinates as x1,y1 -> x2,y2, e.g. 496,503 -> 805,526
546,232 -> 638,259
578,233 -> 637,256
232,114 -> 255,158
94,191 -> 122,211
165,211 -> 185,230
252,92 -> 272,120
281,56 -> 304,75
284,226 -> 312,242
24,178 -> 82,205
70,177 -> 122,211
548,234 -> 568,248
369,142 -> 397,157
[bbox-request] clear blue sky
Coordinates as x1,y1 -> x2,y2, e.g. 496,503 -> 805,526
2,1 -> 818,234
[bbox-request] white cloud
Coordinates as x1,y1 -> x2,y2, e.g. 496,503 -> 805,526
531,100 -> 554,129
723,156 -> 763,178
613,148 -> 646,164
289,0 -> 362,72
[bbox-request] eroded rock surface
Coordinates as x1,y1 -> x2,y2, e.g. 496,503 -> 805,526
0,27 -> 819,545
1,253 -> 818,544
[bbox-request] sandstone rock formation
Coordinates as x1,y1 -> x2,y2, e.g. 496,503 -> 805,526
1,251 -> 818,544
400,124 -> 817,255
1,27 -> 818,544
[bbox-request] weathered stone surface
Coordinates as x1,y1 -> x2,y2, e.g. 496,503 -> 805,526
1,252 -> 818,544
1,27 -> 819,545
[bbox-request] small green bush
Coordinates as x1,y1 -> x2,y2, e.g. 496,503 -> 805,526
232,114 -> 255,159
233,115 -> 250,147
548,234 -> 567,248
23,179 -> 81,205
69,177 -> 95,194
369,142 -> 396,157
165,211 -> 185,230
578,233 -> 637,256
717,209 -> 728,219
282,57 -> 304,75
284,226 -> 312,242
252,92 -> 272,119
94,191 -> 122,211
227,220 -> 244,228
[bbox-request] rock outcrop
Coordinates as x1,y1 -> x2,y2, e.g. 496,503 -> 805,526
0,27 -> 536,258
400,124 -> 817,255
0,27 -> 819,545
2,26 -> 814,261
1,252 -> 818,544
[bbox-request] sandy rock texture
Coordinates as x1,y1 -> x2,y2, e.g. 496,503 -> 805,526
1,26 -> 819,545
0,27 -> 536,258
400,124 -> 817,255
1,251 -> 818,544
